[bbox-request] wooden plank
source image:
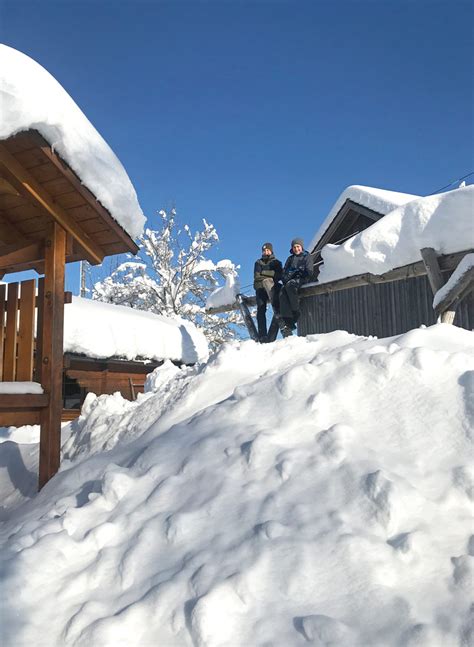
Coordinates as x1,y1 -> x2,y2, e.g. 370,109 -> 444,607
0,210 -> 33,245
77,218 -> 109,235
0,241 -> 43,272
35,278 -> 45,382
1,202 -> 42,222
0,144 -> 104,265
62,409 -> 80,422
93,229 -> 122,245
0,410 -> 41,426
39,223 -> 66,488
17,279 -> 36,380
27,162 -> 62,184
41,176 -> 77,197
4,282 -> 19,380
0,284 -> 5,380
0,393 -> 49,408
14,148 -> 52,170
420,247 -> 445,294
2,133 -> 36,154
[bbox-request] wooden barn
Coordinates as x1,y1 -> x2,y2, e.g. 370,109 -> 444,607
298,186 -> 474,337
0,44 -> 145,487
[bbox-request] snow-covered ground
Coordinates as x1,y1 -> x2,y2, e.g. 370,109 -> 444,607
1,325 -> 473,647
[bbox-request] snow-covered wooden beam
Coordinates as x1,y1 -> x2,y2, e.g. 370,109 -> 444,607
433,253 -> 474,320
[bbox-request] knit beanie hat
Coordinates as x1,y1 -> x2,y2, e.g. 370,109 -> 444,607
262,242 -> 273,253
291,238 -> 304,249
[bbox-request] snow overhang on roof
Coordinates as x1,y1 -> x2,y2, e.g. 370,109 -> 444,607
0,44 -> 146,240
309,185 -> 420,253
64,297 -> 209,365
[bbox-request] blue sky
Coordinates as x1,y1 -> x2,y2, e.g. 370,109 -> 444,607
2,0 -> 473,294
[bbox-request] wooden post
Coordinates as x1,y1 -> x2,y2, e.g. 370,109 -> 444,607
39,222 -> 66,489
420,247 -> 457,324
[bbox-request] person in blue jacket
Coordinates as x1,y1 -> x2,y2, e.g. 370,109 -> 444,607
279,238 -> 313,336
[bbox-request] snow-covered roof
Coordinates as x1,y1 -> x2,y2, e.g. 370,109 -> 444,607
0,44 -> 145,239
309,185 -> 420,252
64,297 -> 209,364
318,186 -> 474,284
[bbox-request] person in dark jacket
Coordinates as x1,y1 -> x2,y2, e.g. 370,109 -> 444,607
254,242 -> 283,342
279,238 -> 313,336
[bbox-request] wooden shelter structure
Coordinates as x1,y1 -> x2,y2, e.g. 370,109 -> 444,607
0,130 -> 138,487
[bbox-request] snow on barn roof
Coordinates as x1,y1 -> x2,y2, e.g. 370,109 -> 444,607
0,44 -> 145,239
318,185 -> 474,284
64,297 -> 209,365
309,185 -> 420,252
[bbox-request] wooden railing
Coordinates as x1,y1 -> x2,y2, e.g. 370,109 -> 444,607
0,278 -> 71,427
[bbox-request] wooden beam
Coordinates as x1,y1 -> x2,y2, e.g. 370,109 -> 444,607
420,247 -> 445,294
29,132 -> 139,255
39,222 -> 66,489
0,393 -> 49,427
0,241 -> 44,271
434,264 -> 474,319
0,393 -> 49,408
420,247 -> 458,323
0,143 -> 104,264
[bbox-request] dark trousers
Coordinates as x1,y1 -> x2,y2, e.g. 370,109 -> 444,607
279,279 -> 301,325
255,280 -> 280,337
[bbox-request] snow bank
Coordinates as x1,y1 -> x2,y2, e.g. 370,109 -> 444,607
0,44 -> 145,239
309,185 -> 419,252
1,324 -> 473,647
64,297 -> 209,364
318,186 -> 474,284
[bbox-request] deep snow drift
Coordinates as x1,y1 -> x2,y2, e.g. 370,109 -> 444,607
0,325 -> 473,647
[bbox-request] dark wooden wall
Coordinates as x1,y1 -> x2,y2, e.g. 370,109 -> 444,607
298,274 -> 474,338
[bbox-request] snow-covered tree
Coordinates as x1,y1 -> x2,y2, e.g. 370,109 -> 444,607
93,209 -> 242,348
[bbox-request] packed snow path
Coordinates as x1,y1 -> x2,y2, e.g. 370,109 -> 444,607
0,325 -> 473,647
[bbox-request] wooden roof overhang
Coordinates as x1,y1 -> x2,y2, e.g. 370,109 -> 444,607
311,199 -> 384,264
0,128 -> 140,489
0,129 -> 139,276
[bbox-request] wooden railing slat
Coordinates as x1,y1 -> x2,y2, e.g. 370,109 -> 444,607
17,278 -> 36,380
35,277 -> 45,383
0,284 -> 5,381
4,282 -> 18,380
